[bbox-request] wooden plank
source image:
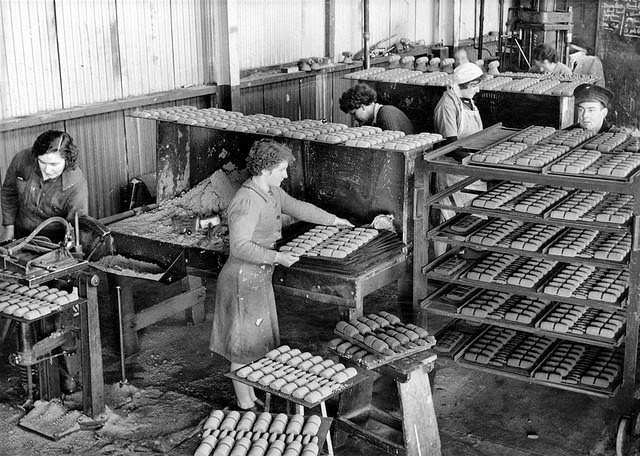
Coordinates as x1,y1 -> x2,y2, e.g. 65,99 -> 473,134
239,84 -> 265,115
0,85 -> 218,133
134,286 -> 206,331
300,76 -> 317,120
79,274 -> 106,419
263,80 -> 301,120
274,284 -> 355,308
397,366 -> 441,456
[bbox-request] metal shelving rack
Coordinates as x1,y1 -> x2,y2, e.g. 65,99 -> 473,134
412,124 -> 640,454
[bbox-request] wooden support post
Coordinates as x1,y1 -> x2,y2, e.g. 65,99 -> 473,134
211,0 -> 241,110
397,367 -> 441,456
78,273 -> 106,420
335,353 -> 441,456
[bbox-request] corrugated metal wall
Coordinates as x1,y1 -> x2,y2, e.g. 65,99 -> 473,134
1,0 -> 510,219
0,0 -> 215,219
237,0 -> 326,69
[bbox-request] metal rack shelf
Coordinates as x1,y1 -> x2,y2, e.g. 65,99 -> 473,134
413,126 -> 640,450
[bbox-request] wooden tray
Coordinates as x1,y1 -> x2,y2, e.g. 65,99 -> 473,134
226,369 -> 367,409
431,319 -> 487,359
529,344 -> 623,395
332,325 -> 436,366
457,326 -> 558,377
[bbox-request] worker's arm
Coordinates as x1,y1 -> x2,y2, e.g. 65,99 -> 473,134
278,189 -> 336,226
1,151 -> 25,238
227,195 -> 278,265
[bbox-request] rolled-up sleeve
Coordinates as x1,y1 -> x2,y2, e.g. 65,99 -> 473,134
278,190 -> 336,226
228,196 -> 278,265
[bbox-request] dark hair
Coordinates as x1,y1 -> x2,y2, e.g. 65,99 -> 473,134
246,139 -> 295,176
32,130 -> 79,170
339,83 -> 377,113
532,43 -> 558,63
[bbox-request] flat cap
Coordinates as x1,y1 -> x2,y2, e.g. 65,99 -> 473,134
574,84 -> 613,107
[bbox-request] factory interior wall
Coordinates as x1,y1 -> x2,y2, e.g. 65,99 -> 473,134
1,0 -> 617,224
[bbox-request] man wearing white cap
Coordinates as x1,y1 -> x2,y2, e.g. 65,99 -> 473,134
434,62 -> 484,144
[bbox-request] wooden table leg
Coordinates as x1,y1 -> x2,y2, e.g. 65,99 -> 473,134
183,276 -> 205,324
320,401 -> 335,456
397,367 -> 441,456
264,392 -> 271,413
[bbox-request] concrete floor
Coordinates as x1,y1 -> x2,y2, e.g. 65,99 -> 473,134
0,277 -> 638,455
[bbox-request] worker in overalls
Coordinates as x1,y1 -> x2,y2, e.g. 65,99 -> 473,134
210,139 -> 352,411
0,130 -> 88,394
1,130 -> 88,242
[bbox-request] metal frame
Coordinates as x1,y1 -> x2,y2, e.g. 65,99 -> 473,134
413,126 -> 640,431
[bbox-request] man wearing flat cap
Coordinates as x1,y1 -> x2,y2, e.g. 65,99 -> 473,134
571,83 -> 616,133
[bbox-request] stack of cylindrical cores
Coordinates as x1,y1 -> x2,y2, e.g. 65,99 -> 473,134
0,281 -> 79,320
234,345 -> 358,404
195,410 -> 322,456
330,311 -> 436,364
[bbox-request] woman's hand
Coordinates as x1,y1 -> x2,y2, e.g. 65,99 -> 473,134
333,217 -> 354,228
275,251 -> 300,267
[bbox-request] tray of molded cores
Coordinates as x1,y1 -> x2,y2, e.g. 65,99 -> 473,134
535,302 -> 625,346
422,283 -> 485,314
465,218 -> 564,252
0,281 -> 81,323
226,345 -> 364,408
435,213 -> 490,241
195,409 -> 331,456
421,247 -> 476,280
539,263 -> 628,308
468,181 -> 573,218
531,341 -> 624,395
278,224 -> 405,274
544,190 -> 633,229
542,228 -> 631,264
464,126 -> 569,172
457,251 -> 560,291
457,325 -> 557,376
431,319 -> 487,359
544,149 -> 640,182
330,311 -> 436,369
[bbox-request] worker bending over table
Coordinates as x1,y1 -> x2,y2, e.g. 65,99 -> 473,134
210,139 -> 353,412
339,83 -> 415,135
1,130 -> 88,242
530,43 -> 572,77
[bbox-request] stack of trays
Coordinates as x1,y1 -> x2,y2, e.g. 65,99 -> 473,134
546,190 -> 633,224
330,311 -> 436,368
532,341 -> 623,391
230,346 -> 359,406
461,327 -> 555,373
544,229 -> 630,261
279,226 -> 379,259
536,304 -> 625,340
0,282 -> 79,321
195,410 -> 325,456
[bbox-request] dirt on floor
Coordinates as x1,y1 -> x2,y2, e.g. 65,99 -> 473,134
0,278 -> 639,455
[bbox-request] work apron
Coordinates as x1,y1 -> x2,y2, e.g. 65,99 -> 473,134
433,97 -> 484,256
442,97 -> 484,214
